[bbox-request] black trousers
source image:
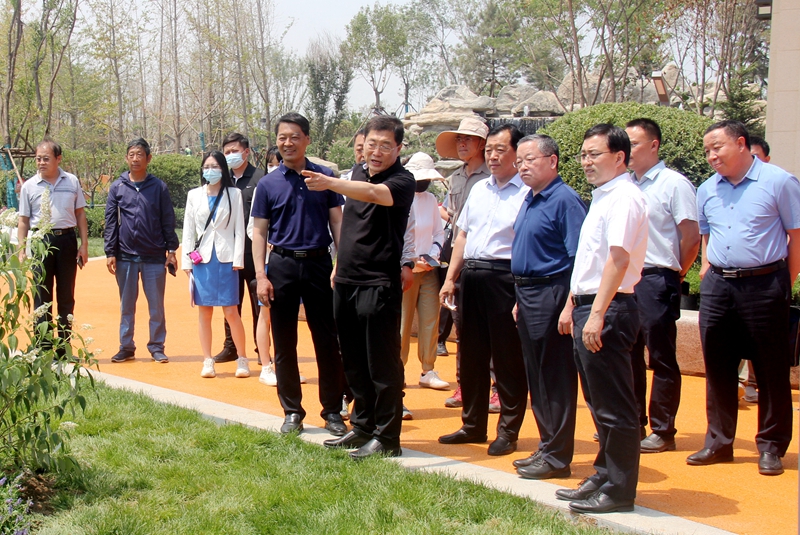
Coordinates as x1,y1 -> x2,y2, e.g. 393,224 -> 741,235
573,295 -> 640,501
268,253 -> 345,420
699,268 -> 793,456
34,231 -> 78,340
334,282 -> 404,447
459,267 -> 527,441
222,251 -> 259,352
437,267 -> 462,379
631,270 -> 682,438
515,277 -> 577,469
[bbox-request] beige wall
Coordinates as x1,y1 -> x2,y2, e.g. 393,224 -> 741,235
765,0 -> 800,177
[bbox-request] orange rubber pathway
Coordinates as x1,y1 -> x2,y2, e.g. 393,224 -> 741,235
72,257 -> 798,535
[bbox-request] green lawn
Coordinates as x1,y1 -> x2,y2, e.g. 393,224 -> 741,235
36,385 -> 612,535
86,229 -> 182,259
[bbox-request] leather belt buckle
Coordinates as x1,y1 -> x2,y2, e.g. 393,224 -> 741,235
295,251 -> 307,258
721,268 -> 740,278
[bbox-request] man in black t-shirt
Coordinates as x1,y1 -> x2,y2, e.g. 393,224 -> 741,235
303,116 -> 416,460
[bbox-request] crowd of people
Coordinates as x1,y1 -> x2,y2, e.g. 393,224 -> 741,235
15,113 -> 798,515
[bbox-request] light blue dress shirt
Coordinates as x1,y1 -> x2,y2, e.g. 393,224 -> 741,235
697,157 -> 800,268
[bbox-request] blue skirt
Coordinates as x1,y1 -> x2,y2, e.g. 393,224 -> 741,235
193,247 -> 239,307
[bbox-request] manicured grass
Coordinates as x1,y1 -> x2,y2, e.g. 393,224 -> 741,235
37,385 -> 613,535
86,230 -> 182,259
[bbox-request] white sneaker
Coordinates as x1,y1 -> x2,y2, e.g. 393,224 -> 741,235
419,370 -> 450,390
259,363 -> 278,386
300,374 -> 307,384
200,358 -> 216,378
235,357 -> 251,378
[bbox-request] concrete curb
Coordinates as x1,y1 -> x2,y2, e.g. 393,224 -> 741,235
93,370 -> 735,535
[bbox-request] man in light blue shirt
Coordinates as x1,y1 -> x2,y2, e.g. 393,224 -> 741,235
689,120 -> 800,477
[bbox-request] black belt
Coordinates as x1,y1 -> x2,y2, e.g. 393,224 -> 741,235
572,292 -> 632,307
514,271 -> 569,287
709,259 -> 786,279
641,267 -> 678,277
463,259 -> 511,272
271,245 -> 329,259
50,227 -> 76,236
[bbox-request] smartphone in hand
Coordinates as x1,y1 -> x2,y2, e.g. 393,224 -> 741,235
77,256 -> 85,269
420,254 -> 440,268
168,263 -> 177,276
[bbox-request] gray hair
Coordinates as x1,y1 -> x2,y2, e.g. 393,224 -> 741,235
519,134 -> 560,161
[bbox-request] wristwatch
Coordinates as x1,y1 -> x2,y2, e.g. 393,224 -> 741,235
168,250 -> 177,254
402,261 -> 415,269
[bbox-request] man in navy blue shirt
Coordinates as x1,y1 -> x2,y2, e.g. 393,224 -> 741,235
689,120 -> 800,476
510,134 -> 587,479
251,113 -> 347,437
104,138 -> 180,364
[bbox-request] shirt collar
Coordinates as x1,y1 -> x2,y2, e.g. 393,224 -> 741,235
469,162 -> 490,178
637,160 -> 666,184
35,168 -> 66,185
279,159 -> 318,177
592,172 -> 633,199
713,155 -> 760,184
490,173 -> 523,191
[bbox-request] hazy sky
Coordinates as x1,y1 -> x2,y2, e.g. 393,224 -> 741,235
274,0 -> 411,112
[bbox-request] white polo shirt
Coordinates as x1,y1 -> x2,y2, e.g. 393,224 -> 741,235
456,174 -> 530,260
18,169 -> 85,229
635,161 -> 697,271
571,173 -> 649,295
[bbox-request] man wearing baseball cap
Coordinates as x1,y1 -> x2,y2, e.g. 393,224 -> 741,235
435,117 -> 491,409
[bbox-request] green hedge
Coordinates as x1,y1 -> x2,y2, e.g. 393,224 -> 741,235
147,154 -> 201,209
539,102 -> 714,201
84,206 -> 105,238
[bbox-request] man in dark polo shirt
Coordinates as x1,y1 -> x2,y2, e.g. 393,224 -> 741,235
510,134 -> 587,479
214,132 -> 265,363
305,116 -> 416,460
251,113 -> 347,436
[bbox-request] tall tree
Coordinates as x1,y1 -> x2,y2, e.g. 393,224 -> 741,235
305,34 -> 352,158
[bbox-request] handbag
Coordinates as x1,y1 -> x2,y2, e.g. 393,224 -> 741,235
190,190 -> 224,263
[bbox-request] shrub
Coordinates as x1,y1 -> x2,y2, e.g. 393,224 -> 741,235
0,195 -> 96,474
0,474 -> 33,534
539,102 -> 714,201
147,154 -> 201,209
84,206 -> 105,238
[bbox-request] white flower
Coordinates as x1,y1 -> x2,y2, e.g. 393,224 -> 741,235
32,304 -> 50,321
80,324 -> 94,331
67,314 -> 74,323
93,348 -> 103,356
84,337 -> 94,345
59,421 -> 77,431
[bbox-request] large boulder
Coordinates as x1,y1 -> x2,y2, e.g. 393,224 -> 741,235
402,111 -> 481,133
495,84 -> 540,114
420,85 -> 496,114
511,91 -> 565,116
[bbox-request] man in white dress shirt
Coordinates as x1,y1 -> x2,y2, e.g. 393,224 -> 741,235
438,124 -> 529,457
556,124 -> 648,514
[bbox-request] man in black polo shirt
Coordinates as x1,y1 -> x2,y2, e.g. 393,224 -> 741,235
214,133 -> 265,364
252,113 -> 347,436
305,116 -> 416,460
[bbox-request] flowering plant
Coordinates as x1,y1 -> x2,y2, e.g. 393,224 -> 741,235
0,474 -> 32,535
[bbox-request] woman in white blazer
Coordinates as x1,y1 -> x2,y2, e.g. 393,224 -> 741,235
182,151 -> 249,379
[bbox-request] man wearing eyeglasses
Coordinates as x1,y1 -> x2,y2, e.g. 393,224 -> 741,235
17,139 -> 89,351
438,124 -> 530,457
510,134 -> 587,479
304,115 -> 416,460
556,124 -> 648,514
624,118 -> 700,455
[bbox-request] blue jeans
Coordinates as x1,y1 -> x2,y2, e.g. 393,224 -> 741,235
116,260 -> 167,354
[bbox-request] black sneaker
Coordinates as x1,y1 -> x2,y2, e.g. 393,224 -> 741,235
111,349 -> 135,363
151,352 -> 169,364
213,347 -> 237,363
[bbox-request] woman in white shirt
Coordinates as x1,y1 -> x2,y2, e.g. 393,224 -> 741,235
182,151 -> 248,379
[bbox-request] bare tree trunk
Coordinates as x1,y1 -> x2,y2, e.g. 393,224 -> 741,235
566,0 -> 587,108
44,0 -> 79,136
171,0 -> 181,150
2,0 -> 23,147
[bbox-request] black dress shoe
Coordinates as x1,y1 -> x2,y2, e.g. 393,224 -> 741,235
569,491 -> 634,514
280,413 -> 303,434
111,349 -> 135,363
438,429 -> 488,445
686,447 -> 733,466
324,414 -> 347,437
512,450 -> 541,468
517,458 -> 571,479
640,433 -> 676,453
555,478 -> 600,501
349,438 -> 402,460
323,430 -> 371,449
213,347 -> 237,363
487,436 -> 517,456
758,452 -> 784,475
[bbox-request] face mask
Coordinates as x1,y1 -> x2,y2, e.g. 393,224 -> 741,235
203,169 -> 222,184
267,165 -> 278,173
226,152 -> 245,169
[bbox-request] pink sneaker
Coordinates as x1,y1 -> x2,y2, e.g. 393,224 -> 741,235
489,390 -> 501,413
445,386 -> 463,408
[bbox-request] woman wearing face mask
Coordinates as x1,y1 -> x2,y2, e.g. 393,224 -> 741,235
182,151 -> 249,379
266,145 -> 282,173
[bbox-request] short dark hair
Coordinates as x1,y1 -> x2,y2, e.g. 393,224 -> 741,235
625,118 -> 662,144
584,124 -> 631,166
36,138 -> 62,158
364,116 -> 405,146
201,151 -> 234,227
275,112 -> 310,137
750,135 -> 770,156
705,120 -> 751,150
519,134 -> 560,163
487,124 -> 524,150
222,132 -> 250,150
266,145 -> 282,164
355,128 -> 366,139
127,137 -> 151,156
